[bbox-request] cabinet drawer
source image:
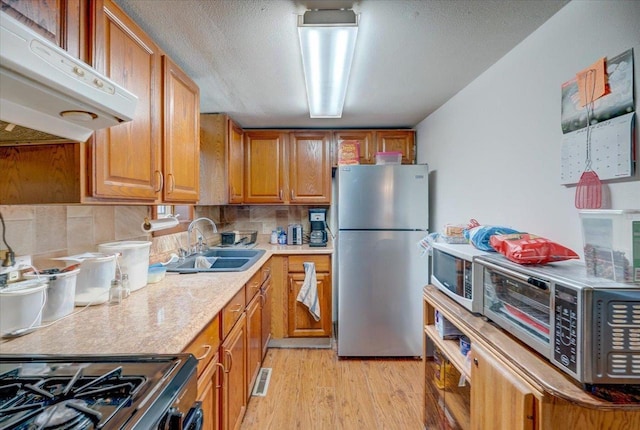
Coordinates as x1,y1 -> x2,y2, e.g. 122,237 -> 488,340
245,259 -> 273,302
183,315 -> 220,377
288,255 -> 330,272
245,269 -> 262,303
222,286 -> 246,338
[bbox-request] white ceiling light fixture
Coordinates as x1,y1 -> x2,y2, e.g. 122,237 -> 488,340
298,9 -> 359,118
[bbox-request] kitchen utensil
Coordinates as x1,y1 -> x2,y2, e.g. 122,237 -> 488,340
575,68 -> 602,209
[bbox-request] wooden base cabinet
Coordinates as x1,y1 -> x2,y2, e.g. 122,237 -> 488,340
260,276 -> 272,359
221,313 -> 247,430
423,286 -> 640,430
198,351 -> 222,430
286,255 -> 332,338
245,293 -> 262,401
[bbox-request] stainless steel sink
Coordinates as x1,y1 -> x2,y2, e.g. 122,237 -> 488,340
165,249 -> 265,273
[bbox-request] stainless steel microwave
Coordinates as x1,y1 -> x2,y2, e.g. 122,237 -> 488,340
430,242 -> 489,313
477,254 -> 640,385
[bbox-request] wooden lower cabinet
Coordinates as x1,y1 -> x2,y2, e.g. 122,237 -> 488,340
260,276 -> 272,359
198,351 -> 222,430
286,255 -> 332,338
423,286 -> 640,430
246,293 -> 262,400
221,312 -> 247,430
470,344 -> 535,430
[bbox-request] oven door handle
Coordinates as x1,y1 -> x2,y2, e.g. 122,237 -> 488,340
480,260 -> 549,290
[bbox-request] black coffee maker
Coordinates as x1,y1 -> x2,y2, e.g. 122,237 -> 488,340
309,208 -> 328,247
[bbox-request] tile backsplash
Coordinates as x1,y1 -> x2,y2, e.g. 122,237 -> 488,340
0,204 -> 324,267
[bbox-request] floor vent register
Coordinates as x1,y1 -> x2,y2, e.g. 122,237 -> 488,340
251,367 -> 272,397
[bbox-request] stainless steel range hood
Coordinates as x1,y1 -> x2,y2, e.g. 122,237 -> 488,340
0,11 -> 138,144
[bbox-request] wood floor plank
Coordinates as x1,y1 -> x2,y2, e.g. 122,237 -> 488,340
241,348 -> 423,430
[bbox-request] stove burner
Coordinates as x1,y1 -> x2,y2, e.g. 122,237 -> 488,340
0,365 -> 144,430
33,399 -> 92,429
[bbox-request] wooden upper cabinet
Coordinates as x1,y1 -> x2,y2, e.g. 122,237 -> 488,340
91,0 -> 161,200
375,130 -> 415,164
228,120 -> 244,204
162,56 -> 199,202
333,130 -> 374,165
1,0 -> 87,60
289,131 -> 331,203
243,130 -> 286,204
200,114 -> 243,205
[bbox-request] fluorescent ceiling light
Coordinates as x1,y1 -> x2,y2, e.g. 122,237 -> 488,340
298,9 -> 358,118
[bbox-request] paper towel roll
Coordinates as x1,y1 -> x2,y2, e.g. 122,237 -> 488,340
142,216 -> 179,232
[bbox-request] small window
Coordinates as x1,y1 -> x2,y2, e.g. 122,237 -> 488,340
150,205 -> 194,236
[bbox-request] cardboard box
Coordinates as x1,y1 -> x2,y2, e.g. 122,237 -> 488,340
435,310 -> 464,340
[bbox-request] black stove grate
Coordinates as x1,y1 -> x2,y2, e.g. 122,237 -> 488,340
0,365 -> 145,430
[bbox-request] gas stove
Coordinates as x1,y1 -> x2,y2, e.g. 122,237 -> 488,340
0,354 -> 202,430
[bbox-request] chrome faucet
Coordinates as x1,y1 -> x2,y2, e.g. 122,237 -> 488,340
187,217 -> 218,254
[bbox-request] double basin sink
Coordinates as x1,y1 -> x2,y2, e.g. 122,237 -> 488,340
165,249 -> 266,273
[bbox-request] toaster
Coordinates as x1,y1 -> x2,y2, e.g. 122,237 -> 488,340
287,224 -> 303,245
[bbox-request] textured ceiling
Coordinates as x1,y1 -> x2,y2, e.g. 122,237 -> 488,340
115,0 -> 569,129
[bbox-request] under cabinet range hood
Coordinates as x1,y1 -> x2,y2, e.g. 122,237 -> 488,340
0,11 -> 137,143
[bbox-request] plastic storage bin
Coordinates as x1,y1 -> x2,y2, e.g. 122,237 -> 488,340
71,253 -> 117,305
375,151 -> 402,165
0,279 -> 48,336
579,209 -> 640,283
24,268 -> 79,322
99,241 -> 151,292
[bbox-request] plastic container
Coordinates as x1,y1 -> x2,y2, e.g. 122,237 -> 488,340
0,279 -> 48,336
147,265 -> 167,284
98,241 -> 151,292
24,268 -> 79,322
579,210 -> 640,283
375,151 -> 402,165
70,253 -> 117,305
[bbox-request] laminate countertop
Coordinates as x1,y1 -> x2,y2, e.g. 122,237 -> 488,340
0,242 -> 332,355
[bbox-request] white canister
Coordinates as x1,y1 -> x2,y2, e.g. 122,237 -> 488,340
0,279 -> 48,336
24,268 -> 79,322
71,253 -> 117,305
98,241 -> 151,292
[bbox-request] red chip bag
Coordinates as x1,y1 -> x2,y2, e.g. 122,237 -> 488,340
489,233 -> 579,265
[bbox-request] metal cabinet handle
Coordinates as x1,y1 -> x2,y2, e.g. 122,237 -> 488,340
260,291 -> 266,307
290,189 -> 294,200
279,189 -> 283,200
473,358 -> 479,367
215,362 -> 225,388
195,344 -> 212,361
230,304 -> 242,313
154,170 -> 163,192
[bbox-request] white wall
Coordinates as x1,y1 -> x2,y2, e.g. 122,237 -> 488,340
415,0 -> 640,257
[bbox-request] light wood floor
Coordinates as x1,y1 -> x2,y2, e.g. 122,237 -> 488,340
240,347 -> 424,430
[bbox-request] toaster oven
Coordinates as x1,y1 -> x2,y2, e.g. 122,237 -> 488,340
476,254 -> 640,385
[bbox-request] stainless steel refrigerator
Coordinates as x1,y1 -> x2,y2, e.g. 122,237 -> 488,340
336,164 -> 429,357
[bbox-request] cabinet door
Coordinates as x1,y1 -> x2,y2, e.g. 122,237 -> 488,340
246,294 -> 262,400
91,0 -> 161,200
198,351 -> 221,430
221,313 -> 247,430
1,0 -> 87,60
244,131 -> 286,203
228,119 -> 244,203
470,343 -> 536,430
261,277 -> 272,359
333,130 -> 375,165
289,131 -> 331,203
375,130 -> 415,164
162,55 -> 199,202
287,271 -> 332,337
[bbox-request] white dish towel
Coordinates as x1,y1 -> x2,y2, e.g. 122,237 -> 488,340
297,262 -> 320,321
